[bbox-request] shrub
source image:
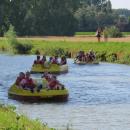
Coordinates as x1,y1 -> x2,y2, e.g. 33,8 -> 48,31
14,42 -> 33,54
103,26 -> 123,38
4,24 -> 17,46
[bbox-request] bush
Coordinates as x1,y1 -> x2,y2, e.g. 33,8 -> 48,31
4,25 -> 17,46
14,42 -> 33,54
103,26 -> 123,38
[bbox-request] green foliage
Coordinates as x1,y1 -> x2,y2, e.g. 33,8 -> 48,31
75,32 -> 95,35
13,42 -> 33,54
0,105 -> 50,130
0,0 -> 10,36
103,26 -> 123,38
4,25 -> 17,46
4,25 -> 33,54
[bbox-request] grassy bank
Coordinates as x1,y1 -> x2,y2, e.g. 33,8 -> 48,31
75,32 -> 130,36
0,38 -> 130,64
0,104 -> 52,130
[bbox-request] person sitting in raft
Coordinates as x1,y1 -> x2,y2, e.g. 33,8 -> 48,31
76,51 -> 82,61
52,56 -> 59,64
88,50 -> 96,61
15,72 -> 25,87
21,71 -> 36,93
48,57 -> 53,64
85,52 -> 90,62
42,72 -> 52,82
41,55 -> 47,64
34,55 -> 42,64
81,51 -> 86,62
60,56 -> 67,65
47,75 -> 64,90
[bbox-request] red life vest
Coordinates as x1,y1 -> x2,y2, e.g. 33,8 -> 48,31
25,78 -> 34,87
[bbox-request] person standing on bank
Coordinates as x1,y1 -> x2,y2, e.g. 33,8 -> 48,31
96,28 -> 102,42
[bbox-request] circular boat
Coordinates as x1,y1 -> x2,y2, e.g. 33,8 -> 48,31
8,83 -> 69,102
30,64 -> 68,74
74,59 -> 99,65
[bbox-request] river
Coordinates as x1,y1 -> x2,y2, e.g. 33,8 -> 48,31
0,54 -> 130,130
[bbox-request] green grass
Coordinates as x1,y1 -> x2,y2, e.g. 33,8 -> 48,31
122,32 -> 130,35
1,38 -> 130,64
75,32 -> 130,36
0,104 -> 52,130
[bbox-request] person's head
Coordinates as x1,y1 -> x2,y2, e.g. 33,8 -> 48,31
25,71 -> 31,78
86,52 -> 89,56
42,55 -> 46,59
19,72 -> 25,78
37,55 -> 40,60
55,56 -> 58,59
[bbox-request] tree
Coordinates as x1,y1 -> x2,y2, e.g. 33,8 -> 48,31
32,0 -> 79,36
0,0 -> 10,36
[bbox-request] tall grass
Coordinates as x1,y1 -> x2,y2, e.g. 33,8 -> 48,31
0,104 -> 51,130
1,38 -> 130,64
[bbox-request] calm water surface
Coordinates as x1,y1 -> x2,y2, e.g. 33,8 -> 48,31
0,54 -> 130,130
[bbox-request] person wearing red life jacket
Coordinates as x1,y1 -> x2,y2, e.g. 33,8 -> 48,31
34,55 -> 42,64
48,75 -> 64,90
42,72 -> 52,82
41,55 -> 47,64
52,56 -> 59,64
15,72 -> 25,86
22,71 -> 35,93
48,75 -> 58,90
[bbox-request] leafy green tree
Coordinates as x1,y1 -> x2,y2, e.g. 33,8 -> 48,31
33,0 -> 79,36
0,0 -> 10,36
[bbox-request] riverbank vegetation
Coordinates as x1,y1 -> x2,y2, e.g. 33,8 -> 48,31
0,104 -> 51,130
1,37 -> 130,64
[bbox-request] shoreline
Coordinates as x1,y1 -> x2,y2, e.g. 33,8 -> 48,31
0,37 -> 130,65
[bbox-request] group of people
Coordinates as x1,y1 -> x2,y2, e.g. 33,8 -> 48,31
34,55 -> 67,66
15,71 -> 64,93
75,50 -> 96,62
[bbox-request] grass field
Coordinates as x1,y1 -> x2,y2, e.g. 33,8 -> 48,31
0,104 -> 51,130
75,32 -> 130,36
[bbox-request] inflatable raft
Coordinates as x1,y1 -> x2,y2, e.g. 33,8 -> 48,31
74,59 -> 99,65
8,82 -> 69,102
30,64 -> 68,74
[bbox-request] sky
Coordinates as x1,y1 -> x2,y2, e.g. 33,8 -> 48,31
110,0 -> 130,10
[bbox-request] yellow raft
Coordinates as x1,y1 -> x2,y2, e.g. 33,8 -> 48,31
74,59 -> 99,65
30,64 -> 68,74
8,83 -> 69,102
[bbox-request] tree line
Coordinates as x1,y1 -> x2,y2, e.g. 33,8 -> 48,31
0,0 -> 130,36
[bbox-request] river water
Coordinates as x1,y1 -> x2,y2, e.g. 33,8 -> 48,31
0,54 -> 130,130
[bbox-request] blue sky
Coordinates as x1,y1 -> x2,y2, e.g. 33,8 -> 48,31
110,0 -> 130,9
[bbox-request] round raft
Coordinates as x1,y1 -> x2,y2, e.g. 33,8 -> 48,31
74,59 -> 99,65
30,64 -> 68,74
8,83 -> 69,102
